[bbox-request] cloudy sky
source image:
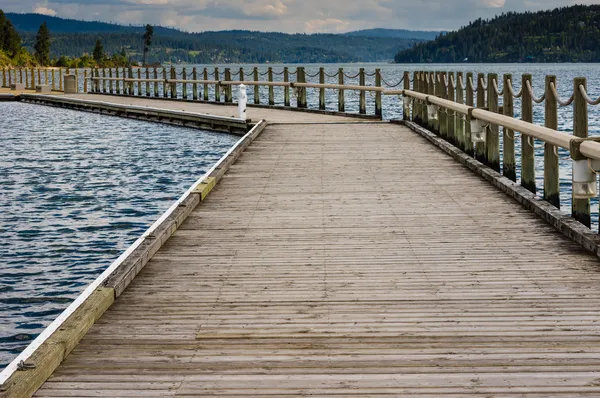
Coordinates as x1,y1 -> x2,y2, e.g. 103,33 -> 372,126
2,0 -> 599,33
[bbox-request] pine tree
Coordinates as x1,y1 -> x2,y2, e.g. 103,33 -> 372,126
0,10 -> 6,52
34,22 -> 51,65
93,39 -> 104,64
3,19 -> 21,57
142,24 -> 153,65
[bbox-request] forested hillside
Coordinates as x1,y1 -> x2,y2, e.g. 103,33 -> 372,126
6,13 -> 424,63
395,5 -> 600,63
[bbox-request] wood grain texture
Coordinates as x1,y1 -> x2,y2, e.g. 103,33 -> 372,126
32,121 -> 600,397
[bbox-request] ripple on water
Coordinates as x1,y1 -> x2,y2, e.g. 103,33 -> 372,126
0,102 -> 237,369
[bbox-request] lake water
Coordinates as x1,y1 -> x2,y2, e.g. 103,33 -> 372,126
2,63 -> 600,370
0,102 -> 237,368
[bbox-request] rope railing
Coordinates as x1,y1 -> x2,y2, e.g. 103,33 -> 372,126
506,79 -> 523,98
579,85 -> 600,106
381,76 -> 404,88
526,80 -> 546,104
550,82 -> 574,107
492,78 -> 503,96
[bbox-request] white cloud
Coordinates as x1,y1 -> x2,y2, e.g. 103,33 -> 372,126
33,1 -> 57,16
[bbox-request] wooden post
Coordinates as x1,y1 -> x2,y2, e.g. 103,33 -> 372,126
224,68 -> 231,103
268,67 -> 274,106
19,68 -> 23,85
573,77 -> 591,227
299,67 -> 307,108
465,72 -> 474,157
447,72 -> 456,145
106,68 -> 112,94
319,67 -> 325,110
338,68 -> 345,112
455,72 -> 464,151
420,71 -> 427,126
101,68 -> 105,93
170,67 -> 176,99
182,67 -> 188,100
487,73 -> 500,172
239,67 -> 244,82
475,73 -> 486,163
375,69 -> 382,118
1,68 -> 5,87
411,72 -> 417,123
253,67 -> 259,104
8,68 -> 12,87
37,68 -> 41,87
137,68 -> 142,96
214,67 -> 220,102
115,68 -> 121,94
129,66 -> 135,95
544,75 -> 560,209
154,66 -> 158,97
145,67 -> 150,97
83,70 -> 88,93
284,67 -> 290,107
44,69 -> 49,86
521,74 -> 536,194
203,68 -> 209,101
403,71 -> 410,121
162,67 -> 167,98
359,68 -> 366,114
440,72 -> 448,138
25,68 -> 30,89
31,67 -> 35,89
192,68 -> 198,100
503,74 -> 516,182
59,68 -> 63,91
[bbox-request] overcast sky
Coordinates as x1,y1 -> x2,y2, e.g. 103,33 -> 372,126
2,0 -> 599,33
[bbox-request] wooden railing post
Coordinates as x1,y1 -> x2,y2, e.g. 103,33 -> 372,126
544,75 -> 560,209
375,69 -> 382,117
128,66 -> 134,96
298,67 -> 307,108
521,74 -> 536,194
440,72 -> 448,139
487,73 -> 500,172
455,72 -> 465,151
192,67 -> 198,100
428,72 -> 435,129
359,68 -> 366,114
101,68 -> 106,93
203,68 -> 209,101
83,70 -> 88,93
107,68 -> 112,94
214,67 -> 220,102
503,74 -> 516,182
421,71 -> 429,127
44,69 -> 49,87
115,67 -> 120,94
338,68 -> 344,112
182,67 -> 188,100
403,71 -> 410,121
465,72 -> 474,157
170,67 -> 177,99
137,68 -> 142,96
145,67 -> 150,97
1,68 -> 5,87
154,67 -> 159,97
447,72 -> 456,145
25,68 -> 30,89
37,68 -> 41,87
411,72 -> 418,123
573,77 -> 591,227
225,68 -> 232,103
319,67 -> 325,110
7,68 -> 12,87
253,67 -> 259,104
268,67 -> 274,106
475,73 -> 486,163
284,67 -> 290,107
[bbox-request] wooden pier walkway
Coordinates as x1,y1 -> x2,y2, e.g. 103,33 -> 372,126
12,95 -> 600,396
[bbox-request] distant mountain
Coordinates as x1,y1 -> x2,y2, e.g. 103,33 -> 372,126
5,13 -> 424,63
395,5 -> 600,63
345,28 -> 442,41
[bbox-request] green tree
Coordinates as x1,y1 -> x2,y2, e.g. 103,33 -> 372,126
3,19 -> 21,57
92,39 -> 104,64
34,22 -> 51,65
0,10 -> 6,52
142,24 -> 153,65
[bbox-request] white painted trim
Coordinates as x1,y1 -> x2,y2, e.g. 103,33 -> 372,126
0,120 -> 265,385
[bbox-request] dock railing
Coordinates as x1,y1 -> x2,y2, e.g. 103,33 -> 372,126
5,66 -> 600,231
388,70 -> 600,231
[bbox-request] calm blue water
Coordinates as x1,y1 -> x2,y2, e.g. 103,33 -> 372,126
0,102 -> 237,368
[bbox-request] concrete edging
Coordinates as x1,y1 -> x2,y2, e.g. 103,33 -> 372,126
0,120 -> 268,398
398,120 -> 600,257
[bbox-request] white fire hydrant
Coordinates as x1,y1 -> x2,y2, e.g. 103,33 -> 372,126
238,84 -> 247,120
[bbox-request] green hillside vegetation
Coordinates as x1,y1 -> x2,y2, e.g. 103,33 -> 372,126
6,13 -> 423,63
395,5 -> 600,63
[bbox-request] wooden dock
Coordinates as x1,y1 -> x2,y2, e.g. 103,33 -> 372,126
1,94 -> 598,396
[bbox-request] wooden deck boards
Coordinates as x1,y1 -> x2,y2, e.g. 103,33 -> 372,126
34,121 -> 600,396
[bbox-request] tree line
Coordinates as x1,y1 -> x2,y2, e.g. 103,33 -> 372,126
395,5 -> 600,63
0,9 -> 154,68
